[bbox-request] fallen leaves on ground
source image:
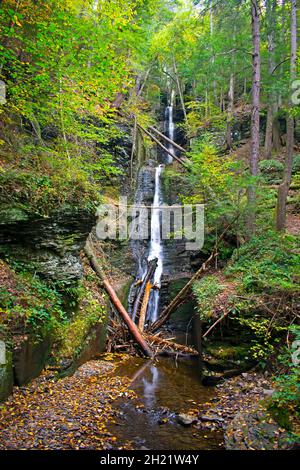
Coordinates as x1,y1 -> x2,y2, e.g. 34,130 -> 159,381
0,357 -> 135,450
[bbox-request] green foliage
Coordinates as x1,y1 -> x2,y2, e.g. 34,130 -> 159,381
193,275 -> 224,321
226,231 -> 300,294
0,262 -> 67,339
269,326 -> 300,439
292,155 -> 300,174
259,159 -> 284,185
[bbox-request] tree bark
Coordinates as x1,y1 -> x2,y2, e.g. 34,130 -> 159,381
246,0 -> 261,237
264,0 -> 277,159
276,0 -> 297,231
84,239 -> 153,357
138,281 -> 153,332
132,258 -> 158,322
137,124 -> 187,166
226,73 -> 235,149
173,56 -> 187,123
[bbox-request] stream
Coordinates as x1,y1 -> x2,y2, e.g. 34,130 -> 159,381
109,96 -> 223,450
107,356 -> 223,450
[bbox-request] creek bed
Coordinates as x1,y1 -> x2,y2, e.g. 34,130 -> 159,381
107,356 -> 224,450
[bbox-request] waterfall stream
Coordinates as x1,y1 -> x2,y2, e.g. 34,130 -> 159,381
145,96 -> 175,323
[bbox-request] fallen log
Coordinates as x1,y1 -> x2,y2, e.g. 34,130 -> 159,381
145,334 -> 199,356
148,251 -> 217,333
202,311 -> 229,339
148,217 -> 239,333
138,281 -> 153,332
84,239 -> 153,358
132,258 -> 158,322
148,125 -> 187,154
137,124 -> 187,167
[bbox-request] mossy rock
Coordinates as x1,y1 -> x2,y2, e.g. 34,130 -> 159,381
0,205 -> 30,224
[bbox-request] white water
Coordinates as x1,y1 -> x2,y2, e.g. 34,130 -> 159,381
147,164 -> 164,322
165,90 -> 175,163
146,95 -> 175,322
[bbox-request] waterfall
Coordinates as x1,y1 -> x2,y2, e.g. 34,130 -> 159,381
165,90 -> 175,163
129,94 -> 176,324
147,164 -> 164,322
147,93 -> 175,322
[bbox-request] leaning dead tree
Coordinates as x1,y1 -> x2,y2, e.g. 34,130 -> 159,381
132,258 -> 158,322
137,123 -> 187,166
84,238 -> 153,358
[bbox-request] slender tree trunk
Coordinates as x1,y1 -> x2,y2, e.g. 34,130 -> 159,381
226,73 -> 235,149
264,0 -> 277,159
172,56 -> 187,122
247,0 -> 261,237
276,0 -> 297,231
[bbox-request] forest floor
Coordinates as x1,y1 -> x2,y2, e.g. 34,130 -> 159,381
198,371 -> 295,450
0,356 -> 135,450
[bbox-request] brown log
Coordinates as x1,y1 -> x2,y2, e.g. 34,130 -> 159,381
148,125 -> 187,154
132,258 -> 158,322
145,334 -> 199,356
148,251 -> 217,333
148,216 -> 239,333
138,281 -> 153,332
84,239 -> 153,358
202,311 -> 229,339
137,124 -> 187,167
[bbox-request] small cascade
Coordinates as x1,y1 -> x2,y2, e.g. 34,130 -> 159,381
165,90 -> 175,163
146,164 -> 164,322
129,93 -> 176,324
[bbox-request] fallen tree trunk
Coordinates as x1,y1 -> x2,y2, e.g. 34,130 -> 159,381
84,239 -> 153,358
145,334 -> 199,356
148,252 -> 217,333
137,124 -> 187,167
138,281 -> 153,332
148,125 -> 187,154
132,258 -> 158,322
202,311 -> 229,339
148,217 -> 239,333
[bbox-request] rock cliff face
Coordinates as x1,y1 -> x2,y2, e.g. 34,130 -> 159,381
0,209 -> 94,284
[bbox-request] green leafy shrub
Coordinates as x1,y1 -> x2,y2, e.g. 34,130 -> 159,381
259,159 -> 284,184
226,231 -> 300,294
268,326 -> 300,440
292,154 -> 300,174
193,276 -> 224,320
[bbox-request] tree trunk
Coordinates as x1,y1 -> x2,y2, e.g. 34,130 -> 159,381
276,0 -> 297,231
173,56 -> 187,123
246,0 -> 261,237
226,73 -> 234,149
84,239 -> 153,357
138,282 -> 153,332
132,258 -> 158,322
264,0 -> 277,159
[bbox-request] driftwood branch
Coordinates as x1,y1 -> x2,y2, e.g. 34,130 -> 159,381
138,281 -> 153,332
84,239 -> 153,358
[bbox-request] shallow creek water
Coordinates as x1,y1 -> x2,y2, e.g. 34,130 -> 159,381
107,356 -> 223,450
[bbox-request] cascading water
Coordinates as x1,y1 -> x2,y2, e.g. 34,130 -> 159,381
146,93 -> 175,322
165,90 -> 175,163
129,93 -> 176,324
146,164 -> 164,322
